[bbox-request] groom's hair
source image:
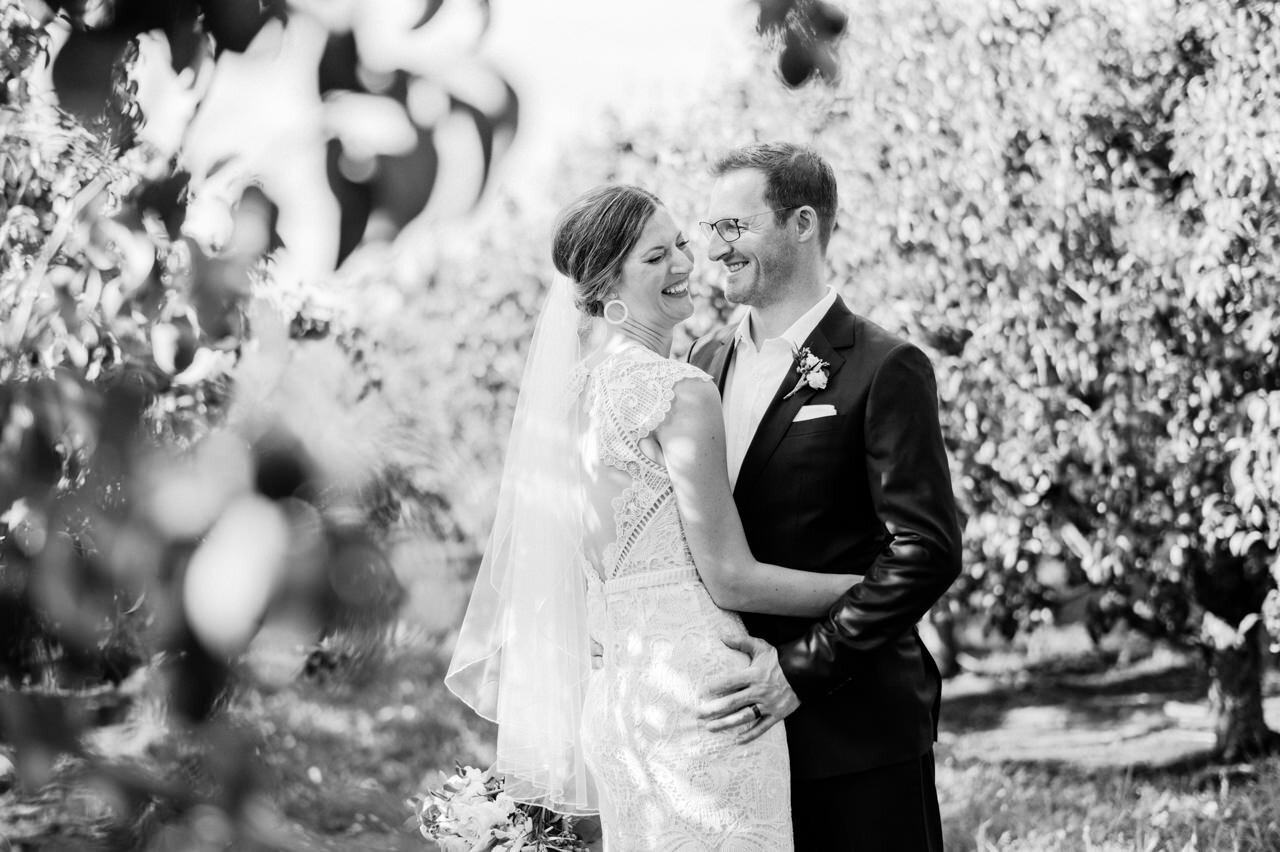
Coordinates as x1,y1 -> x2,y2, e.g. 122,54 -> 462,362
711,143 -> 837,251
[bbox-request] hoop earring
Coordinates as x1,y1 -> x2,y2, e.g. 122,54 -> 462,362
603,299 -> 629,325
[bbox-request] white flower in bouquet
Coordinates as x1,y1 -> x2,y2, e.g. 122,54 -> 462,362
451,794 -> 518,837
443,765 -> 494,800
410,763 -> 588,851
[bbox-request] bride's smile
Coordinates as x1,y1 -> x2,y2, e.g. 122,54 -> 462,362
611,207 -> 696,331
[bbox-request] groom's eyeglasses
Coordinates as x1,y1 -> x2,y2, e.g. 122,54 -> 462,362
698,207 -> 798,243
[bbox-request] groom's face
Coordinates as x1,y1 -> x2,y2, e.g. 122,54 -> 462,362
705,169 -> 795,308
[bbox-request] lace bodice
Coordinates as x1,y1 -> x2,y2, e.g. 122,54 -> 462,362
580,346 -> 711,585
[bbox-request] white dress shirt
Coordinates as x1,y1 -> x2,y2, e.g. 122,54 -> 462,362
723,287 -> 839,489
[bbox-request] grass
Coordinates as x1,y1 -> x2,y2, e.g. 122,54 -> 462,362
938,755 -> 1280,851
227,628 -> 496,850
0,629 -> 496,851
935,624 -> 1280,850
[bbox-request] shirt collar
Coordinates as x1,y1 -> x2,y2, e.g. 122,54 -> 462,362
734,287 -> 838,353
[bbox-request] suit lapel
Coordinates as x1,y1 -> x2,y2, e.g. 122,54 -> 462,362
732,299 -> 856,499
706,328 -> 736,395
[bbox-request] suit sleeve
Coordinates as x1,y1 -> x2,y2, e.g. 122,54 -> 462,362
776,343 -> 962,702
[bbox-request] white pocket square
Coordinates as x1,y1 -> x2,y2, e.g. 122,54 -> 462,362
793,404 -> 837,422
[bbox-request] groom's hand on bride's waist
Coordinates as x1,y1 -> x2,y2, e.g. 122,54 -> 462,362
697,635 -> 800,744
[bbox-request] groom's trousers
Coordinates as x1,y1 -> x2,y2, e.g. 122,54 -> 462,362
790,750 -> 944,851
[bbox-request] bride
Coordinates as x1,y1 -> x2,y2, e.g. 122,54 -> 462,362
446,185 -> 857,850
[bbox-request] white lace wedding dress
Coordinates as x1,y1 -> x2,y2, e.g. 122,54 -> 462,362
575,345 -> 793,852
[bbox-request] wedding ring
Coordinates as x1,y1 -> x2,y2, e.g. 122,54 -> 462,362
749,704 -> 764,722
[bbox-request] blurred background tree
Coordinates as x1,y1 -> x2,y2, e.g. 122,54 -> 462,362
0,0 -> 516,844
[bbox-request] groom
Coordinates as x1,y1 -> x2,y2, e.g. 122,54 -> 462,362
689,143 -> 962,850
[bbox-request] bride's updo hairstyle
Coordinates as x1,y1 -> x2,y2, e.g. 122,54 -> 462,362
552,184 -> 660,317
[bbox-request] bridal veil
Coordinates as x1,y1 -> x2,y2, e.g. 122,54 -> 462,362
445,275 -> 600,815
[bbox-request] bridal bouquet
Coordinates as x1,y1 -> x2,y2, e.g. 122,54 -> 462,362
408,764 -> 590,851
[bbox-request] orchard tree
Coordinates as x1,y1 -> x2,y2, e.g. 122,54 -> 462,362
800,0 -> 1280,759
1168,0 -> 1280,757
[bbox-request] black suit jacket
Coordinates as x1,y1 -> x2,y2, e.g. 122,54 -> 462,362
688,296 -> 962,779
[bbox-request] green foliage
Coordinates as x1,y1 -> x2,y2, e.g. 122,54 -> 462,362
755,0 -> 848,86
0,0 -> 518,842
34,0 -> 517,267
1,2 -> 256,696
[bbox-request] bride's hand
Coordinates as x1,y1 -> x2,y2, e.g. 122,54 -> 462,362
697,635 -> 800,744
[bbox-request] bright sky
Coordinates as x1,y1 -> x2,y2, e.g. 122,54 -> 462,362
481,0 -> 757,191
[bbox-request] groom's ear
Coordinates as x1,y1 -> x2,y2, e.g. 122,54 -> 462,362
793,206 -> 820,245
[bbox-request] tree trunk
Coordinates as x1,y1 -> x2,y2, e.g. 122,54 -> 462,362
1206,625 -> 1279,761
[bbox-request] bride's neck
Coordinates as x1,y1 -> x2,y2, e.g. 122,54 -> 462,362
610,316 -> 671,356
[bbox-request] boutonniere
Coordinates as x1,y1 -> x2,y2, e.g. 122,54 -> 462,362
782,346 -> 830,399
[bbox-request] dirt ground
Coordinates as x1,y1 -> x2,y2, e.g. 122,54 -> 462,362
940,645 -> 1280,769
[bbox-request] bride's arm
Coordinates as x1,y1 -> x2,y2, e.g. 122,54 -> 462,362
656,378 -> 857,616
